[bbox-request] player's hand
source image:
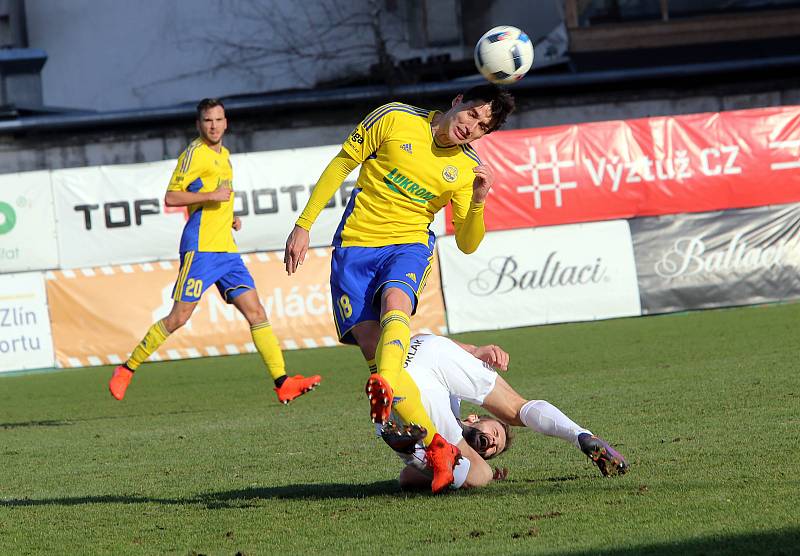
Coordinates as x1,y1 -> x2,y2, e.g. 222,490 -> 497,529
232,216 -> 242,231
473,344 -> 509,371
492,467 -> 509,481
284,225 -> 310,275
471,164 -> 495,203
207,186 -> 232,202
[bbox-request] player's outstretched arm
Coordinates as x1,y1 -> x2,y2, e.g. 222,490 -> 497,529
453,164 -> 495,253
397,439 -> 494,491
164,187 -> 232,207
448,337 -> 510,371
459,439 -> 494,488
398,465 -> 433,490
472,343 -> 509,371
285,149 -> 359,275
284,225 -> 310,275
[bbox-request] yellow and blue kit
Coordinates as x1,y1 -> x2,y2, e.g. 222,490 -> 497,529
296,102 -> 487,343
167,138 -> 254,303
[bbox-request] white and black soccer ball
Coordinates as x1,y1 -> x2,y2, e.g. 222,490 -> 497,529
474,25 -> 534,85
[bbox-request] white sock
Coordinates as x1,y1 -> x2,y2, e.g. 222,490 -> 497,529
519,400 -> 591,448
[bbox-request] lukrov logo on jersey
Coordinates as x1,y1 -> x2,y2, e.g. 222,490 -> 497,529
631,203 -> 800,315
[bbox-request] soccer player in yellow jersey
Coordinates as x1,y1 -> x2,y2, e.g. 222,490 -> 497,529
109,98 -> 321,404
284,84 -> 515,492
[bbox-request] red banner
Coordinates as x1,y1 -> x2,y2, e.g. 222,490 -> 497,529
447,106 -> 800,232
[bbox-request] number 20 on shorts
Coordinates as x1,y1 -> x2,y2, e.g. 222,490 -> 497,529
185,278 -> 203,298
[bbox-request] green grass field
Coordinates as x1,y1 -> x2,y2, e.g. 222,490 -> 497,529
2,303 -> 799,555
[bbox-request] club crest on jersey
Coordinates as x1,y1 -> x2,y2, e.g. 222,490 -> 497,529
383,168 -> 436,204
400,143 -> 413,154
442,165 -> 458,182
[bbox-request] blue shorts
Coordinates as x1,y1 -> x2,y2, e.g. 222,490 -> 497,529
330,238 -> 435,345
172,251 -> 255,303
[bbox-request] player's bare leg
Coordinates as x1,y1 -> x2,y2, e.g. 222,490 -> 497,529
480,375 -> 528,426
232,288 -> 320,404
109,300 -> 196,400
482,376 -> 627,476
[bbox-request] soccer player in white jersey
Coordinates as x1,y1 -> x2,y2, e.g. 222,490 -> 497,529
379,334 -> 628,491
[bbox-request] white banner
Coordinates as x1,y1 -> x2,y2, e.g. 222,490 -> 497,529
0,171 -> 59,273
52,161 -> 182,268
0,271 -> 56,372
438,221 -> 642,333
50,144 -> 446,269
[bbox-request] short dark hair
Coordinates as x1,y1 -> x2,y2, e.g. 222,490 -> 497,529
196,98 -> 225,119
461,84 -> 515,133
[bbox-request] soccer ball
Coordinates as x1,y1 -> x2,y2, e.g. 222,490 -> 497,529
474,25 -> 534,84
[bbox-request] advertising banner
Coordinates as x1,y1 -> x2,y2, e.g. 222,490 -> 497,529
0,171 -> 59,273
438,221 -> 641,333
459,105 -> 800,232
632,203 -> 800,314
0,272 -> 56,372
45,247 -> 447,368
52,160 -> 182,268
51,144 -> 445,269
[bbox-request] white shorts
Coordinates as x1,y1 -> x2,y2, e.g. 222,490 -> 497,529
403,334 -> 498,445
383,334 -> 497,488
407,334 -> 498,404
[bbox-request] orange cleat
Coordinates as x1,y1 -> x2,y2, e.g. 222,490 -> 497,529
365,374 -> 393,424
109,365 -> 134,400
425,433 -> 462,494
274,374 -> 322,404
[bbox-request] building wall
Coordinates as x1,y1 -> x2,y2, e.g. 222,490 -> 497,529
23,0 -> 564,112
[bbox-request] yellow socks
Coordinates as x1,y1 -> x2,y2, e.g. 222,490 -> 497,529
376,310 -> 410,382
251,321 -> 287,381
366,358 -> 377,374
377,310 -> 439,446
126,319 -> 170,371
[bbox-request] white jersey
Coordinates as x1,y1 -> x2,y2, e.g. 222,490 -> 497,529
385,334 -> 499,488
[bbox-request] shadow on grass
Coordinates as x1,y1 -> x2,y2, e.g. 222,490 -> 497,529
198,481 -> 404,506
1,419 -> 73,429
0,480 -> 405,508
556,528 -> 800,556
0,409 -> 209,429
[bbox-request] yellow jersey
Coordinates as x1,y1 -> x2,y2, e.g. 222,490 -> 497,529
334,102 -> 481,247
167,138 -> 236,253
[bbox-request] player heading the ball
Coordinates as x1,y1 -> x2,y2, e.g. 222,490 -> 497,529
284,84 -> 515,492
